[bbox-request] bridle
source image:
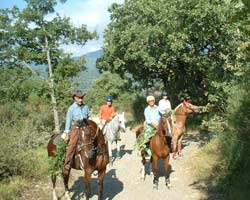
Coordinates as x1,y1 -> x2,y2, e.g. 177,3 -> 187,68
74,120 -> 101,160
75,120 -> 99,146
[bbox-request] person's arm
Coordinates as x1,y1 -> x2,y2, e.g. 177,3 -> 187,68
64,107 -> 73,134
144,107 -> 151,124
99,106 -> 103,125
110,106 -> 116,119
63,106 -> 73,141
86,105 -> 91,119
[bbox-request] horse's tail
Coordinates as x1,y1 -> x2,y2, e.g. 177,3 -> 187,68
135,125 -> 144,139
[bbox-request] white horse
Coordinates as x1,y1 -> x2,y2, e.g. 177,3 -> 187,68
103,112 -> 126,164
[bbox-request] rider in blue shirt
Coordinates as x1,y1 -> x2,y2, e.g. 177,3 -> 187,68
64,100 -> 91,134
144,95 -> 161,128
136,95 -> 160,156
63,90 -> 91,170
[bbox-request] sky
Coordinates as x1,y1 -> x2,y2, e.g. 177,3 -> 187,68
0,0 -> 124,56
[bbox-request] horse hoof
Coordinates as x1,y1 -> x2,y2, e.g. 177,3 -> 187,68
116,152 -> 121,159
52,189 -> 58,200
64,191 -> 71,200
116,156 -> 121,160
178,152 -> 183,157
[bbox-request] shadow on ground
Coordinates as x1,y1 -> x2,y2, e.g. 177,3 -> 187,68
70,169 -> 123,200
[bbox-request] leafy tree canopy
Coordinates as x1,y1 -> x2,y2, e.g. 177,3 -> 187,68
97,0 -> 248,107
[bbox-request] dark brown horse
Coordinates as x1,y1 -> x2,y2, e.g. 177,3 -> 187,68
172,102 -> 205,159
136,115 -> 171,189
47,119 -> 109,200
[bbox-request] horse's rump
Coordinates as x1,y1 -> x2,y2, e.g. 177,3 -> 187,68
103,116 -> 121,142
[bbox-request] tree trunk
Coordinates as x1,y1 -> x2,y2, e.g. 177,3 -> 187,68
44,26 -> 60,132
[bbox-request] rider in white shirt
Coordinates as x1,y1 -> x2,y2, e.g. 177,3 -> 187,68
158,91 -> 172,136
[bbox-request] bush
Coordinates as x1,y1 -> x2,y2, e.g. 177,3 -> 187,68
194,84 -> 250,199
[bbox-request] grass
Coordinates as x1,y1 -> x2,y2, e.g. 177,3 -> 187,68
0,148 -> 50,200
191,133 -> 250,200
0,177 -> 27,200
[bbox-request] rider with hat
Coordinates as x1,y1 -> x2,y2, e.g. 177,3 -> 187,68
99,96 -> 116,129
158,91 -> 172,136
63,90 -> 91,170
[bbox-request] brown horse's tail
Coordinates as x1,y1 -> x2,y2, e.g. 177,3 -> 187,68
135,125 -> 144,139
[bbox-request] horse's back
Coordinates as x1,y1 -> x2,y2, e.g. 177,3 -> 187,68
135,125 -> 144,138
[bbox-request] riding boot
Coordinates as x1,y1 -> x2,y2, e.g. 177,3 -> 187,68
64,129 -> 79,170
64,148 -> 74,170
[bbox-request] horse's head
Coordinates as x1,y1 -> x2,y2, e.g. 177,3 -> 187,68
75,119 -> 99,158
157,113 -> 170,136
117,112 -> 126,132
175,101 -> 200,116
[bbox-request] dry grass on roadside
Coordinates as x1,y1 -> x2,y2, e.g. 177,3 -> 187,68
191,135 -> 228,186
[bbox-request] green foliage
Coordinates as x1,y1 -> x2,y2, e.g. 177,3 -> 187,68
48,139 -> 67,176
196,83 -> 250,199
0,0 -> 97,131
86,72 -> 130,113
0,104 -> 52,180
98,0 -> 247,106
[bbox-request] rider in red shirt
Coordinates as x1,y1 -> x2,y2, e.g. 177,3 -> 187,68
99,96 -> 116,128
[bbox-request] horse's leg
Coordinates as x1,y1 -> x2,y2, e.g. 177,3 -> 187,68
177,134 -> 184,157
97,169 -> 106,200
62,169 -> 71,200
172,134 -> 178,159
51,175 -> 58,200
108,141 -> 113,164
140,150 -> 146,180
149,156 -> 153,176
152,155 -> 159,189
163,155 -> 171,188
116,139 -> 121,159
85,169 -> 92,200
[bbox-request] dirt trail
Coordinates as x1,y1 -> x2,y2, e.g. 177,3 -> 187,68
22,127 -> 208,200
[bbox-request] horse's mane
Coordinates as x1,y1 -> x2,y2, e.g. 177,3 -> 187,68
157,117 -> 166,137
174,103 -> 182,112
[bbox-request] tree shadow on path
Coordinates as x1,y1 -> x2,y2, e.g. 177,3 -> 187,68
70,169 -> 123,200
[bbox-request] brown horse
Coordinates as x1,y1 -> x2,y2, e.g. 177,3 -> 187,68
172,101 -> 205,159
47,119 -> 109,200
135,115 -> 171,189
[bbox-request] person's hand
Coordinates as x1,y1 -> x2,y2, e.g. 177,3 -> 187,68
150,122 -> 158,129
64,134 -> 70,141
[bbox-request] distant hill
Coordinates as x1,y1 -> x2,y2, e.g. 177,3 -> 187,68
75,49 -> 103,90
31,49 -> 103,90
84,49 -> 103,59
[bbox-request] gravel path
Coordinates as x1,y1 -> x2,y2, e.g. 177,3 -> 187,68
62,128 -> 206,200
22,126 -> 208,200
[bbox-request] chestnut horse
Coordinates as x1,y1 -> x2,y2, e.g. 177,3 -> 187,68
172,102 -> 205,159
47,119 -> 109,200
136,115 -> 171,189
